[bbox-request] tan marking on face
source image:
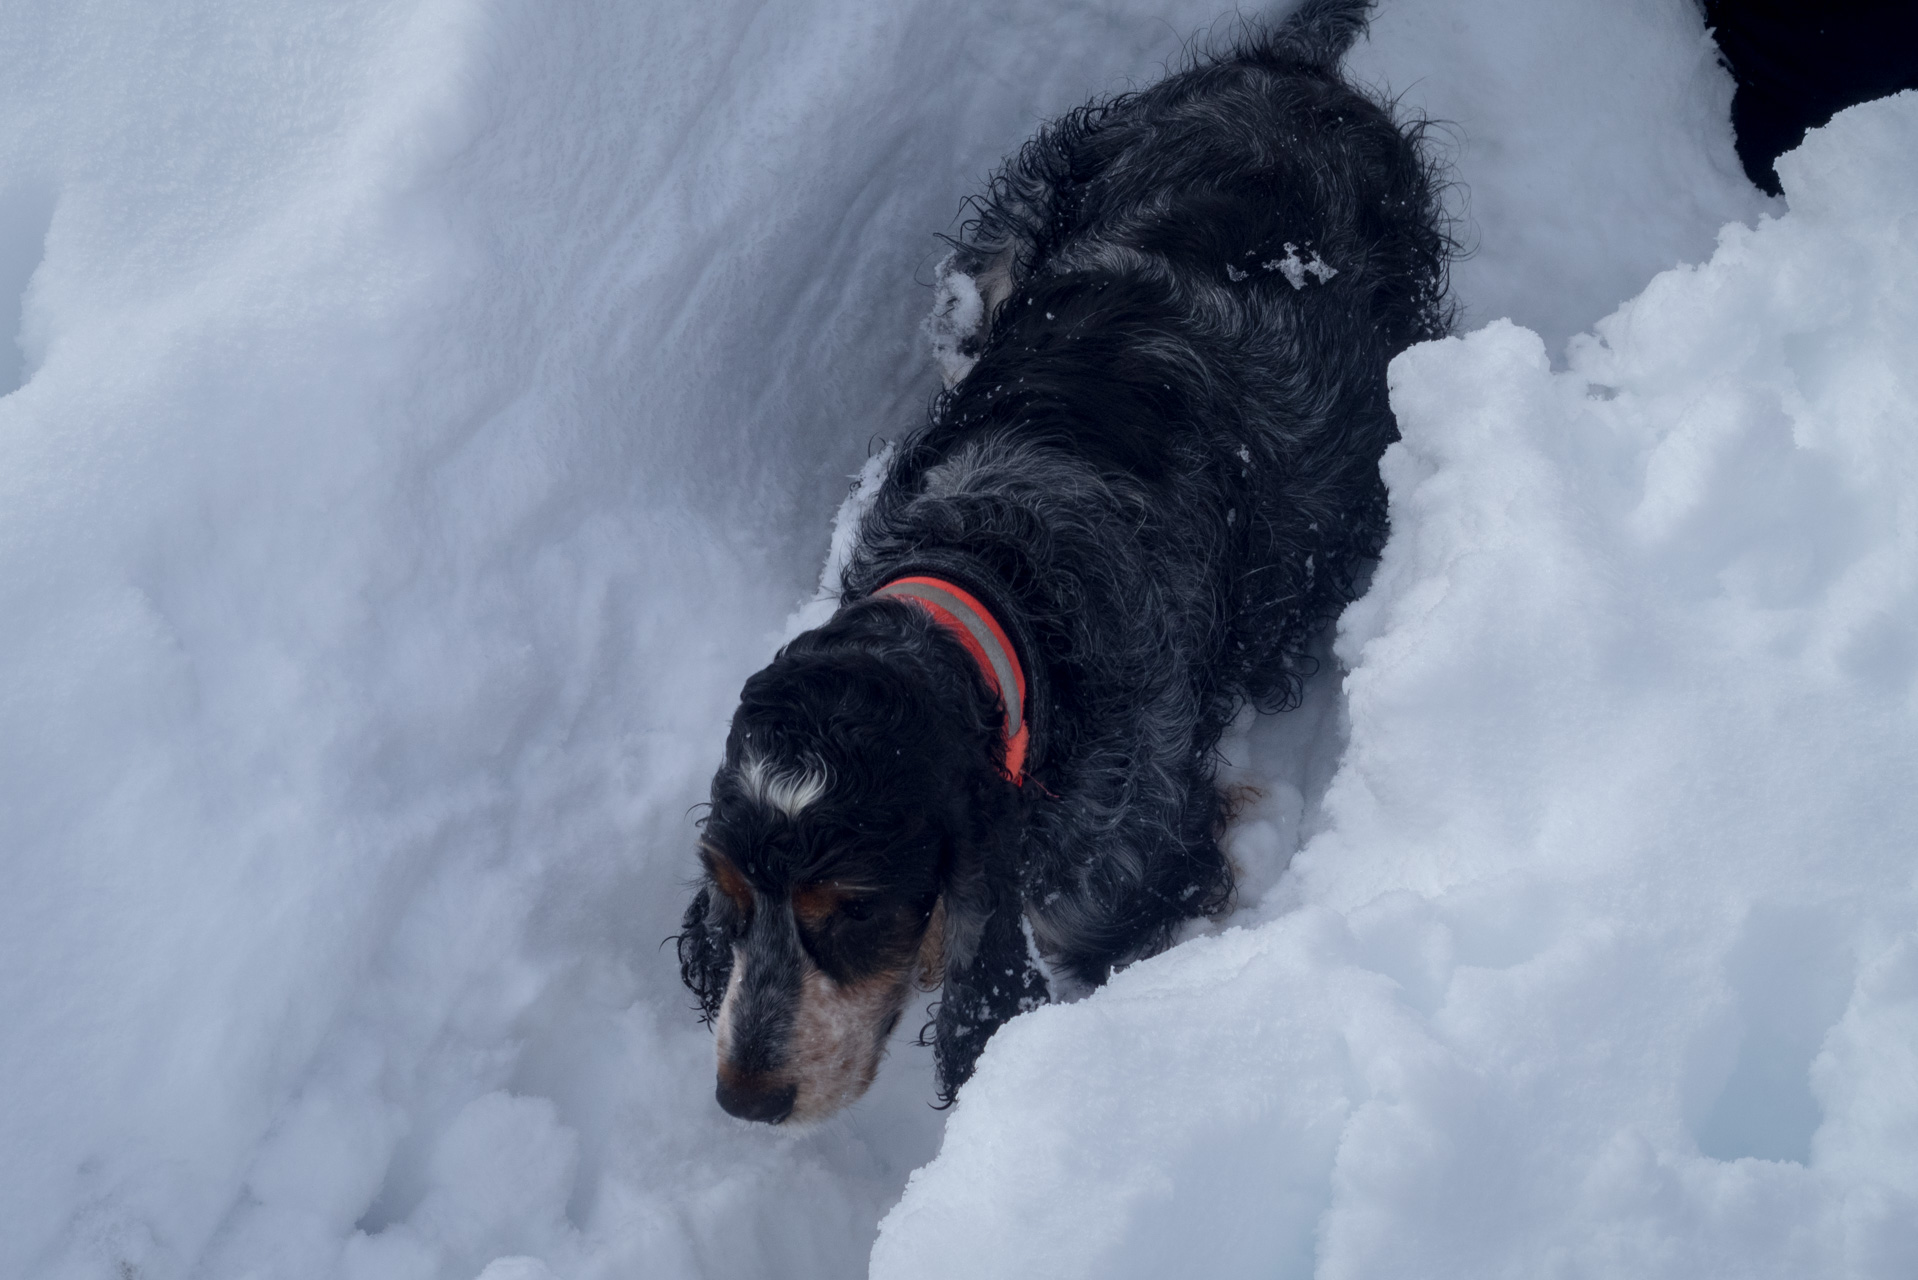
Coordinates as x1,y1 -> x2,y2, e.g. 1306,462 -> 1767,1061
710,896 -> 946,1124
791,882 -> 844,930
790,881 -> 881,930
782,964 -> 914,1122
701,845 -> 752,914
712,943 -> 911,1124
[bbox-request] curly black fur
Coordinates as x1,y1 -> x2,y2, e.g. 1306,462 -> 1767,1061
680,0 -> 1452,1119
676,887 -> 730,1024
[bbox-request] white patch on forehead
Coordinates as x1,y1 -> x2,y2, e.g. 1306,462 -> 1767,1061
737,754 -> 829,818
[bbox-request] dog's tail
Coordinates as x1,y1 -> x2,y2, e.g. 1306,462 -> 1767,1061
1244,0 -> 1374,70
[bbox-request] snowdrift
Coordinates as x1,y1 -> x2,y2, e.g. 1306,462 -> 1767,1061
5,1 -> 1908,1278
874,93 -> 1918,1279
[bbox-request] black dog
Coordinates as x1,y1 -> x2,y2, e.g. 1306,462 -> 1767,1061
678,0 -> 1451,1124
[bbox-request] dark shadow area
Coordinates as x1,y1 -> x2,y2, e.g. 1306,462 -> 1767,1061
0,182 -> 53,396
1702,0 -> 1918,195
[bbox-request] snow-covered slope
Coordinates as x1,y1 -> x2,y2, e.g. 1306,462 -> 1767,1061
11,1 -> 1904,1279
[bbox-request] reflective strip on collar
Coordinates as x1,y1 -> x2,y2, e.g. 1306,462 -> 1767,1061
875,574 -> 1030,779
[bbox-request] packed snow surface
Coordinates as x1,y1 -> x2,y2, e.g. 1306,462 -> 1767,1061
4,1 -> 1910,1278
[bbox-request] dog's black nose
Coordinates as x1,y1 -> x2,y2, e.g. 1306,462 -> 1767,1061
716,1071 -> 797,1124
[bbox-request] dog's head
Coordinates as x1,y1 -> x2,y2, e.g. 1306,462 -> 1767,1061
677,600 -> 1021,1124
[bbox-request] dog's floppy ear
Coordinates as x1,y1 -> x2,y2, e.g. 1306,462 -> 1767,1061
676,886 -> 733,1025
930,820 -> 1049,1104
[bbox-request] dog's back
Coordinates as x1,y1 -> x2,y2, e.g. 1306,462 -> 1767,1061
939,0 -> 1446,385
844,0 -> 1451,985
881,0 -> 1449,701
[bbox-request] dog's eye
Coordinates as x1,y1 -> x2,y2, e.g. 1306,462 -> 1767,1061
793,882 -> 882,930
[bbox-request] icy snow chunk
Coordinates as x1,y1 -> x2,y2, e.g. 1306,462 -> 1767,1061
926,254 -> 987,387
1263,241 -> 1338,289
784,442 -> 894,639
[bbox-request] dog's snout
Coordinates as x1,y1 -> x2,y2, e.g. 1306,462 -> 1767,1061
715,1068 -> 797,1124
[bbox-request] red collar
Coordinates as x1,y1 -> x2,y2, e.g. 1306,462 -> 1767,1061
874,574 -> 1031,781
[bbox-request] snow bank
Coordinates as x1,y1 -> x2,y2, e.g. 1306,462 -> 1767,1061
1346,0 -> 1771,354
0,0 -> 1787,1277
873,92 -> 1918,1279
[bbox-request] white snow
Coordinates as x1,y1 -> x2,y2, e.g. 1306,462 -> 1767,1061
925,256 -> 987,388
1266,243 -> 1338,289
1,1 -> 1905,1279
